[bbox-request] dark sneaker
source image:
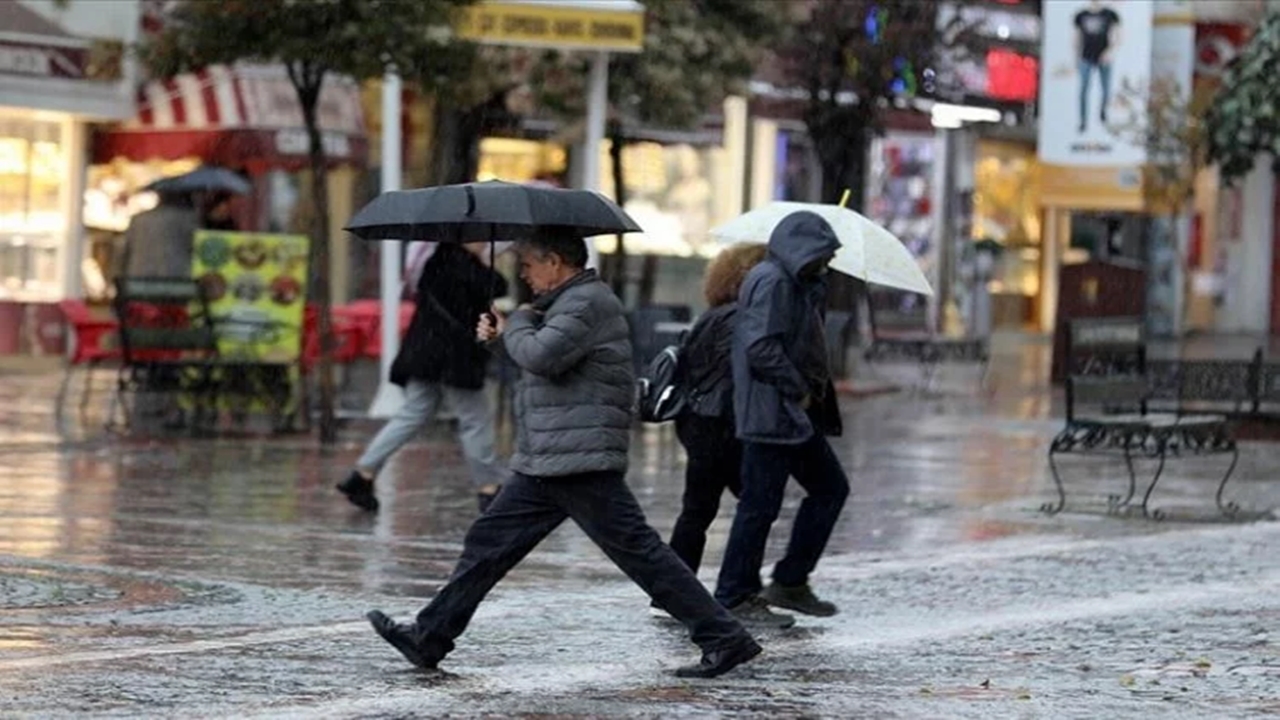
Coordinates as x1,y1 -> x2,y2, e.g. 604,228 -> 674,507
337,471 -> 378,512
761,582 -> 838,617
729,595 -> 796,629
366,610 -> 437,670
674,635 -> 762,678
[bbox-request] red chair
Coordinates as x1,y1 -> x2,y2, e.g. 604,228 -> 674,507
340,300 -> 412,359
56,299 -> 122,417
300,304 -> 365,374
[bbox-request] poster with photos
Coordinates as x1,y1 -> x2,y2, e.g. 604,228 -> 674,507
191,231 -> 309,363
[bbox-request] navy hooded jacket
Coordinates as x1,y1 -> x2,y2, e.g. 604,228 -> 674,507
731,211 -> 842,444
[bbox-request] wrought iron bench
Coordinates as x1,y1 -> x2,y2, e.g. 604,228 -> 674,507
1256,362 -> 1280,420
1146,351 -> 1262,419
112,277 -> 223,431
1044,318 -> 1239,520
861,298 -> 989,393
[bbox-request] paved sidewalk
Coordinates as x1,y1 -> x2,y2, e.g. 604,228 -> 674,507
1,335 -> 1279,717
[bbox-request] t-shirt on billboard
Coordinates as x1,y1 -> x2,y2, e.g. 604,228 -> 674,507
1037,0 -> 1153,168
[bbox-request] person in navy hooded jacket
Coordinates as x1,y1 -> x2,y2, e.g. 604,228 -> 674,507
714,210 -> 849,626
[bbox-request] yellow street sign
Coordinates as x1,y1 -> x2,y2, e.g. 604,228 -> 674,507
457,1 -> 645,53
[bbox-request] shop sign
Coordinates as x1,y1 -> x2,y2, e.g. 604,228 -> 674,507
274,129 -> 352,159
1037,0 -> 1154,170
457,1 -> 644,53
0,40 -> 87,79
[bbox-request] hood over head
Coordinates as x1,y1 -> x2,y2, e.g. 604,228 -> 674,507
766,211 -> 841,278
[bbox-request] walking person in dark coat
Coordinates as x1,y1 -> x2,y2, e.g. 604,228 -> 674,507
714,211 -> 849,621
366,231 -> 761,679
662,243 -> 766,577
337,242 -> 508,513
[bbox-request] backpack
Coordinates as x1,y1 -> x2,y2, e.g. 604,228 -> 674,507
636,344 -> 687,423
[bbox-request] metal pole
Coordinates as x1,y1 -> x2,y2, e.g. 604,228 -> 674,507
367,70 -> 405,418
580,50 -> 609,272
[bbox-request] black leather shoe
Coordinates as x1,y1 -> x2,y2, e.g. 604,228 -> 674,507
338,472 -> 379,512
367,610 -> 437,670
674,636 -> 762,678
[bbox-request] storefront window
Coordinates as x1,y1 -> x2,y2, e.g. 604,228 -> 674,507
0,113 -> 67,300
972,140 -> 1042,297
866,133 -> 937,328
477,138 -> 566,183
596,141 -> 720,258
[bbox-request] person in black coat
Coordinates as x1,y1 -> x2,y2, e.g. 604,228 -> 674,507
338,242 -> 509,513
664,244 -> 766,577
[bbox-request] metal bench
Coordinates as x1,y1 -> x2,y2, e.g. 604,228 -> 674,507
112,277 -> 222,432
861,294 -> 989,392
1147,352 -> 1261,418
1044,318 -> 1239,520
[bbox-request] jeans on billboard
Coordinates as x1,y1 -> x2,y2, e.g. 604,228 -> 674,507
1078,60 -> 1113,132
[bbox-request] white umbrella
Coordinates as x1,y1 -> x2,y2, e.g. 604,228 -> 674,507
710,201 -> 935,297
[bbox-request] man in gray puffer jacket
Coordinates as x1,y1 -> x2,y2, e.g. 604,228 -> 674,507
367,230 -> 760,679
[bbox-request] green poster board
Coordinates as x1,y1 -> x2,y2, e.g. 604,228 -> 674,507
191,231 -> 310,363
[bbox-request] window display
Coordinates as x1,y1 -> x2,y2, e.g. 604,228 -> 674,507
866,133 -> 937,327
0,113 -> 67,300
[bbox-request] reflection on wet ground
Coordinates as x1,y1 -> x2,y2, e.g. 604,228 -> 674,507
2,335 -> 1279,717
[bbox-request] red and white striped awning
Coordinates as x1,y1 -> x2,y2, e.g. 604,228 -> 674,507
93,63 -> 369,171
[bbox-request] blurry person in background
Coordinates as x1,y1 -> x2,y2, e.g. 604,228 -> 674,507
337,241 -> 509,514
118,190 -> 200,279
661,244 -> 767,582
200,192 -> 238,231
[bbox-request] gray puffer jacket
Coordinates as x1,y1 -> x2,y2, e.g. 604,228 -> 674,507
503,270 -> 634,477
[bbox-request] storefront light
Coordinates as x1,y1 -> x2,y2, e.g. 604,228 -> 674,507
930,102 -> 1003,127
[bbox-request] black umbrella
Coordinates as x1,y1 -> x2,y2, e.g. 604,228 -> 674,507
145,166 -> 251,195
344,180 -> 642,242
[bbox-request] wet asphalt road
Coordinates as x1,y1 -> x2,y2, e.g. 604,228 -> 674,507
2,338 -> 1280,718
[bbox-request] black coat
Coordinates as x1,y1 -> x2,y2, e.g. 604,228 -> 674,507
680,303 -> 737,419
389,244 -> 509,389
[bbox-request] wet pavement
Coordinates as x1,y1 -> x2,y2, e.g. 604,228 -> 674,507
3,335 -> 1280,718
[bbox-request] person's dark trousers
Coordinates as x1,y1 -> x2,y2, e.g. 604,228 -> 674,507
670,414 -> 743,574
409,470 -> 749,663
714,434 -> 850,608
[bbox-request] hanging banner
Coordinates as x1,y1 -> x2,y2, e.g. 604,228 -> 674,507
191,231 -> 310,363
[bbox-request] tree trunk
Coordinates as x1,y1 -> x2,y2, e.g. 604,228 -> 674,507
813,125 -> 870,317
297,79 -> 337,445
607,121 -> 628,298
430,104 -> 481,185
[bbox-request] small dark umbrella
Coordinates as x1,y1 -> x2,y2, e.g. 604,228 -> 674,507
344,180 -> 642,243
145,166 -> 251,195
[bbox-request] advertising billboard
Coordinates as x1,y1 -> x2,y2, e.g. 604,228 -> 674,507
1037,0 -> 1154,168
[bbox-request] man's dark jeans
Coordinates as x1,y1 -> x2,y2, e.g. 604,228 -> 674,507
409,470 -> 748,662
715,434 -> 850,608
670,414 -> 742,574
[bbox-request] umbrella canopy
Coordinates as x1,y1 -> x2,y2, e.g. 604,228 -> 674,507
145,166 -> 251,195
710,202 -> 935,297
345,180 -> 642,242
